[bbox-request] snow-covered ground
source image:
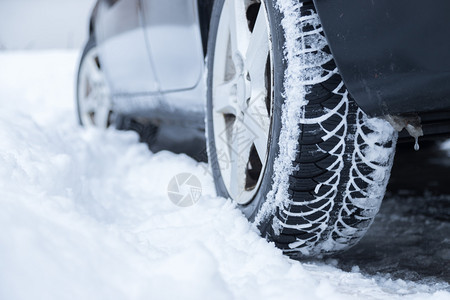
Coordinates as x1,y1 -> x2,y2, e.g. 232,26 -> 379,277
0,50 -> 448,300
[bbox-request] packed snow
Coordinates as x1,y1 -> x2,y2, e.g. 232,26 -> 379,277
0,50 -> 448,300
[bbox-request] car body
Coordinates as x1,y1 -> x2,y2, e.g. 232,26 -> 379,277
89,0 -> 209,128
87,0 -> 450,137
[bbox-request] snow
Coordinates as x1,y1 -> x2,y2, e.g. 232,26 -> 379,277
0,50 -> 448,300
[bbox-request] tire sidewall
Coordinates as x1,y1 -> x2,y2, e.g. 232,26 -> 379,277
206,0 -> 286,225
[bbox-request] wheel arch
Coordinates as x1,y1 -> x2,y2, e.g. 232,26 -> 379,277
88,1 -> 102,38
197,0 -> 215,56
313,0 -> 450,119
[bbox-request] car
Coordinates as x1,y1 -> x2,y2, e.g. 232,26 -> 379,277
76,0 -> 450,258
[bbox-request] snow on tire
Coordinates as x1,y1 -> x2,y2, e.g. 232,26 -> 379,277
206,0 -> 397,257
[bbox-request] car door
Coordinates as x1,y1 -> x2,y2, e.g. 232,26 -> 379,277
139,0 -> 204,93
95,0 -> 159,95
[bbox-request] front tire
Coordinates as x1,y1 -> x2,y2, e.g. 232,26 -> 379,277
206,0 -> 397,257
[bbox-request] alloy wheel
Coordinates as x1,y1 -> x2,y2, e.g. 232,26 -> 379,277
77,46 -> 112,128
212,0 -> 273,205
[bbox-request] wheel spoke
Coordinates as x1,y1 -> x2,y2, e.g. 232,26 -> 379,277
228,115 -> 251,198
83,94 -> 97,113
228,150 -> 241,199
214,9 -> 234,85
245,4 -> 270,93
85,56 -> 103,82
214,80 -> 238,115
225,0 -> 250,58
244,92 -> 270,161
94,102 -> 110,128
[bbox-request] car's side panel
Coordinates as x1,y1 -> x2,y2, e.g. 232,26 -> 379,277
95,0 -> 159,94
313,0 -> 450,117
140,0 -> 205,93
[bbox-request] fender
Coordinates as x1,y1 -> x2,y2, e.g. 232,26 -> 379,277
313,0 -> 450,118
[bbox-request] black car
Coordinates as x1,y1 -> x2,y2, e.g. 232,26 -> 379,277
76,0 -> 450,257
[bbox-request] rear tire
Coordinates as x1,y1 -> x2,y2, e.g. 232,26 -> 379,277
206,0 -> 397,257
76,37 -> 113,128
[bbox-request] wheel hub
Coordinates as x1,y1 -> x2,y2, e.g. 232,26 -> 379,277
237,73 -> 251,112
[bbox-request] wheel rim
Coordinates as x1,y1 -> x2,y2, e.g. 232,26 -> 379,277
212,0 -> 273,205
77,47 -> 112,128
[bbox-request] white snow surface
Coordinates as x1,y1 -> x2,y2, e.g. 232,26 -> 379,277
0,50 -> 449,300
